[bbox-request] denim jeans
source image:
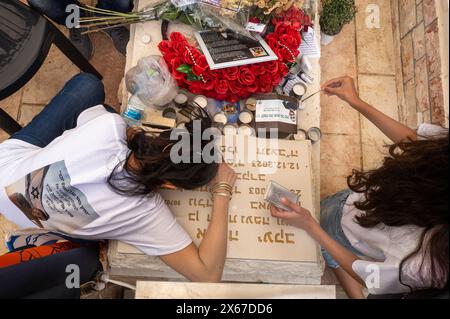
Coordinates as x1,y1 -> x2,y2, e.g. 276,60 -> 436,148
10,73 -> 108,147
27,0 -> 133,25
320,189 -> 364,268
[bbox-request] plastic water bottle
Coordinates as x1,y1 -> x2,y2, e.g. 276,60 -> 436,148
122,95 -> 145,126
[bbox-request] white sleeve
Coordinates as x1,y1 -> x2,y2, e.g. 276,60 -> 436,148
76,105 -> 111,126
417,123 -> 448,139
352,259 -> 411,295
118,198 -> 192,256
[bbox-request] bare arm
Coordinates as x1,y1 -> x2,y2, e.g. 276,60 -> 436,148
160,163 -> 236,282
270,198 -> 366,286
322,76 -> 416,143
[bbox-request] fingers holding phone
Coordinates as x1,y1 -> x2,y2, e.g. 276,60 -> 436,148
269,197 -> 317,231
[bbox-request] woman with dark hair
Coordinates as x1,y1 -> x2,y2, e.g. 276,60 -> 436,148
0,73 -> 236,282
270,76 -> 448,298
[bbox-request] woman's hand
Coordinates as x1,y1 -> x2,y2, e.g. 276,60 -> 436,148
210,163 -> 237,188
321,76 -> 360,106
269,198 -> 318,232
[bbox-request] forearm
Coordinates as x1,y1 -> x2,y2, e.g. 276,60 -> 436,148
197,195 -> 229,281
350,98 -> 416,143
308,223 -> 365,286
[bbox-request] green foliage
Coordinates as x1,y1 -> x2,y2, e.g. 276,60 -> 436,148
320,0 -> 356,36
176,64 -> 201,82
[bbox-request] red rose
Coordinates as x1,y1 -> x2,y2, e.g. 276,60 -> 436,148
172,41 -> 188,55
279,34 -> 300,49
222,67 -> 239,81
246,83 -> 259,93
239,67 -> 256,86
163,52 -> 177,65
265,34 -> 279,50
215,79 -> 229,95
292,21 -> 301,30
215,93 -> 228,101
228,79 -> 243,94
183,48 -> 199,65
227,95 -> 241,103
259,73 -> 273,92
249,17 -> 261,24
279,47 -> 297,62
192,55 -> 209,76
271,47 -> 284,61
251,63 -> 266,75
170,32 -> 188,44
271,73 -> 282,86
200,76 -> 215,91
274,22 -> 289,36
158,40 -> 172,54
170,57 -> 186,81
278,62 -> 289,77
189,81 -> 204,94
264,61 -> 279,74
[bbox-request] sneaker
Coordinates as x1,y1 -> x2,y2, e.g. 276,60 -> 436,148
69,28 -> 94,60
102,26 -> 129,56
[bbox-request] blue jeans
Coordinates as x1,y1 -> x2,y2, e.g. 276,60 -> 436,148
28,0 -> 133,25
11,73 -> 108,147
320,189 -> 364,268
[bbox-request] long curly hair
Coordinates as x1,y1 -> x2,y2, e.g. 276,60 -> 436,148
108,108 -> 219,196
347,130 -> 449,298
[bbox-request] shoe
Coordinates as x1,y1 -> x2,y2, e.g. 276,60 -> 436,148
102,26 -> 129,56
69,28 -> 94,60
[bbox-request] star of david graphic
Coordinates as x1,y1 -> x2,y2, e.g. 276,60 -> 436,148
31,187 -> 40,199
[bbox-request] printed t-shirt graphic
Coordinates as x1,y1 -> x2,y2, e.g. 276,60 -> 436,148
5,160 -> 98,232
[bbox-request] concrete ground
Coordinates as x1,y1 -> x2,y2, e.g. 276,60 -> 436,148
0,0 -> 414,297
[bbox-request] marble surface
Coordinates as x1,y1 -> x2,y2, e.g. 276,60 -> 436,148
356,0 -> 396,75
358,74 -> 399,170
135,281 -> 336,299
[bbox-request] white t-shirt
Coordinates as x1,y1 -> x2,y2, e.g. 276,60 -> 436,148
341,123 -> 448,294
0,105 -> 192,256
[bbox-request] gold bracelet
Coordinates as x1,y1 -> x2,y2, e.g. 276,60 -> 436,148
211,186 -> 233,193
212,192 -> 232,200
211,182 -> 232,189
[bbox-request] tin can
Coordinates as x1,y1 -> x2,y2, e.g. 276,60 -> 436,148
174,92 -> 188,107
294,128 -> 308,140
213,112 -> 228,125
238,124 -> 255,136
307,127 -> 322,143
238,109 -> 253,124
162,107 -> 177,119
222,124 -> 238,135
192,95 -> 208,109
291,82 -> 307,99
245,97 -> 257,112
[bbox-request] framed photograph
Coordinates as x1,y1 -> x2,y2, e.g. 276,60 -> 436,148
194,30 -> 278,70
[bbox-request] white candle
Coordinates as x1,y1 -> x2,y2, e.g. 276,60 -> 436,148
239,110 -> 253,124
174,93 -> 188,106
292,83 -> 306,97
245,97 -> 257,111
307,127 -> 322,143
238,125 -> 254,136
213,112 -> 227,125
193,95 -> 208,108
223,124 -> 237,135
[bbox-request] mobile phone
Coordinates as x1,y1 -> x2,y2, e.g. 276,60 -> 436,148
264,180 -> 299,211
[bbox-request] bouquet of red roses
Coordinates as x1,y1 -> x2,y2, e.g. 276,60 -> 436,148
158,22 -> 302,102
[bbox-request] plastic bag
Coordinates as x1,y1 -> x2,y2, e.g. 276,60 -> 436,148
197,2 -> 254,39
125,55 -> 178,108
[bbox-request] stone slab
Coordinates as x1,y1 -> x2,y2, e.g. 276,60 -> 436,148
135,281 -> 336,299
